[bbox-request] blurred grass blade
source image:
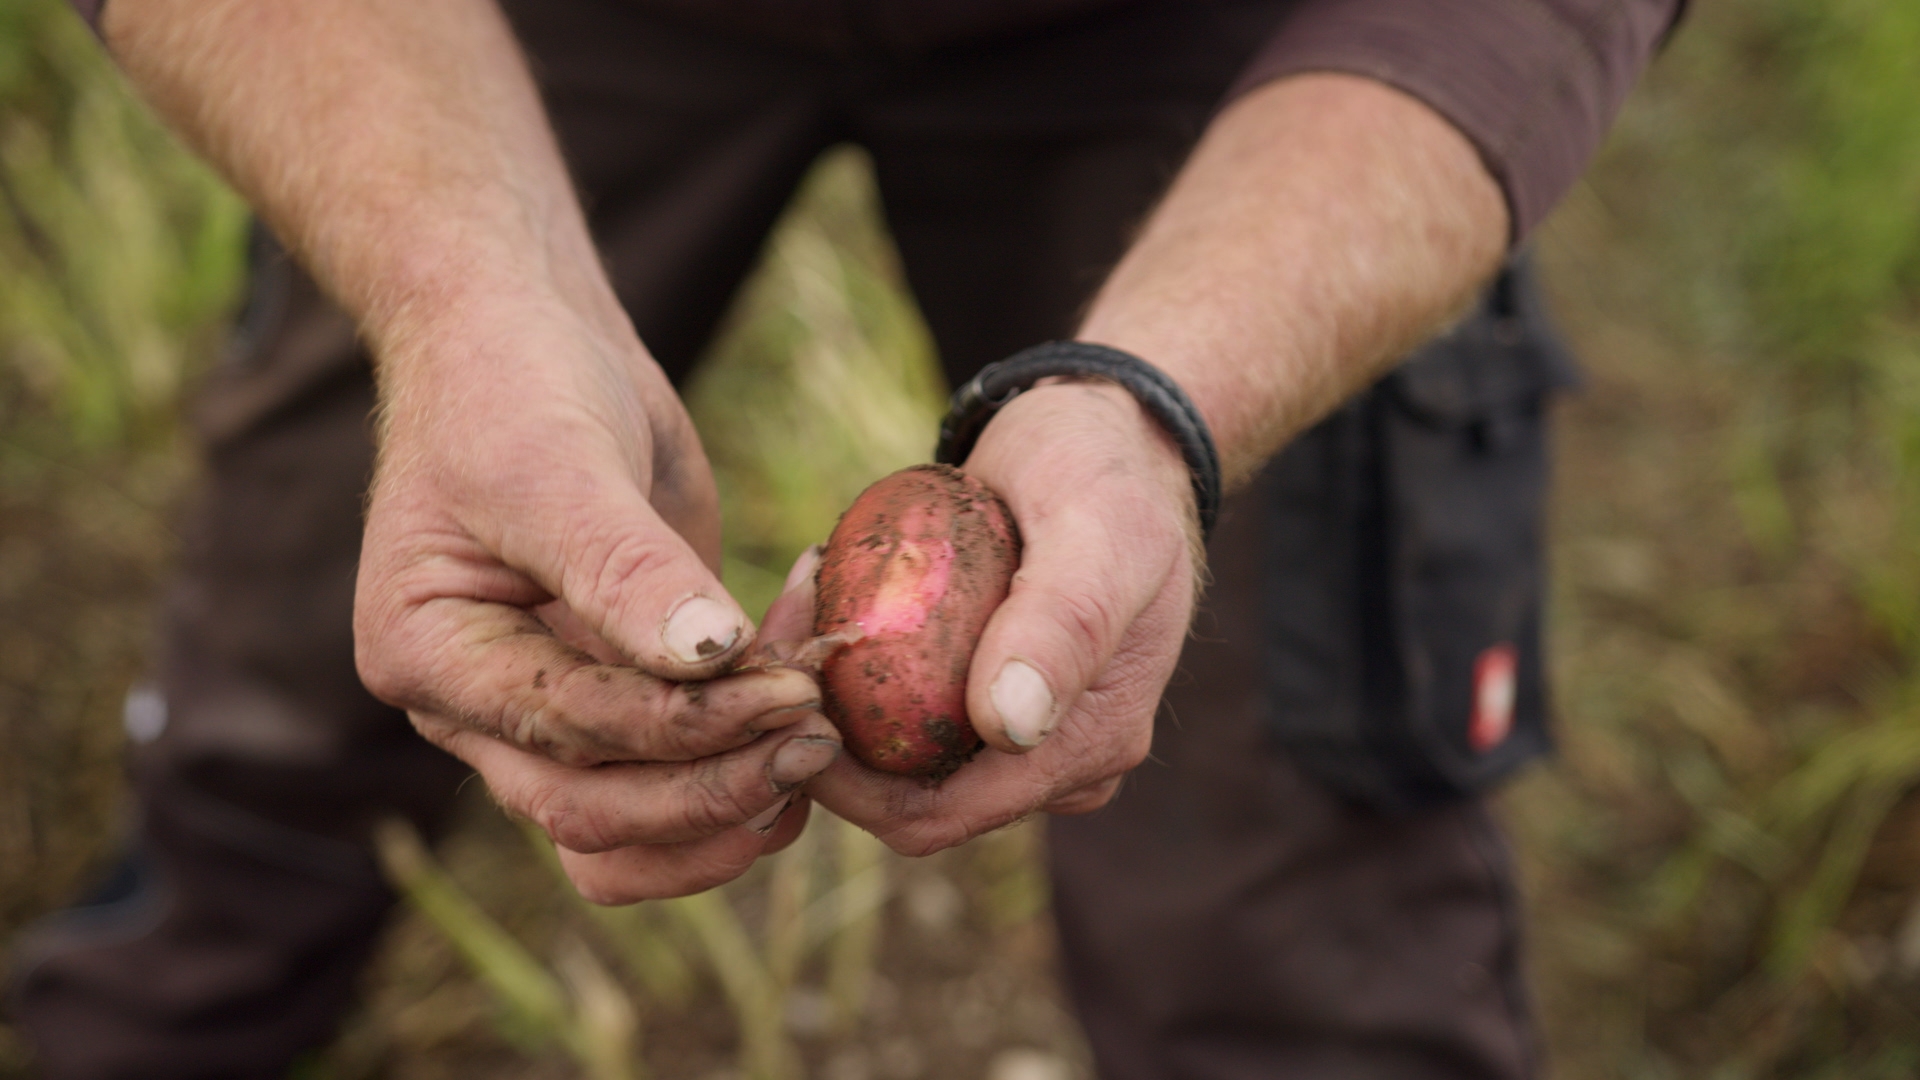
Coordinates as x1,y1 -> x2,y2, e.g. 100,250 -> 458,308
763,814 -> 817,991
973,821 -> 1049,929
555,933 -> 643,1080
800,852 -> 889,953
1760,712 -> 1920,979
0,0 -> 245,445
1766,780 -> 1905,981
823,814 -> 888,1034
518,821 -> 698,1007
373,820 -> 571,1051
664,889 -> 799,1080
580,901 -> 699,1011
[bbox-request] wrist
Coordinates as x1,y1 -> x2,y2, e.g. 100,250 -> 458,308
366,269 -> 673,487
969,380 -> 1196,535
355,216 -> 627,362
938,342 -> 1217,538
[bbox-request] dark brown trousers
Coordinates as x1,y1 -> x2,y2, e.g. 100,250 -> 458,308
10,2 -> 1537,1076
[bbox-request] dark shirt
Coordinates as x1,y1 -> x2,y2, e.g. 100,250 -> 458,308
72,0 -> 1681,241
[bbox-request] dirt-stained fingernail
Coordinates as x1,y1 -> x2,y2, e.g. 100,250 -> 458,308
769,734 -> 841,792
744,795 -> 793,835
663,595 -> 742,664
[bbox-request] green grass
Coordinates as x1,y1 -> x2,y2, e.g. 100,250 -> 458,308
0,0 -> 246,448
1514,1 -> 1920,1074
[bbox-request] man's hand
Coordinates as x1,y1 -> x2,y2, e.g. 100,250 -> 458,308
817,73 -> 1508,855
103,0 -> 841,902
354,297 -> 839,902
808,380 -> 1198,850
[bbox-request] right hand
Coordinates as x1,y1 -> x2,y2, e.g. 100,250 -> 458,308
353,295 -> 839,903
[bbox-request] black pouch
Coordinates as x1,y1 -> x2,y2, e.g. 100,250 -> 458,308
1259,260 -> 1578,813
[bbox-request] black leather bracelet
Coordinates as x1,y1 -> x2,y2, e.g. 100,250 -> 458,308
934,341 -> 1222,540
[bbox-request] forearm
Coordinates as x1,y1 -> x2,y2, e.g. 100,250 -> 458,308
97,3 -> 832,900
101,0 -> 623,362
1077,72 -> 1508,490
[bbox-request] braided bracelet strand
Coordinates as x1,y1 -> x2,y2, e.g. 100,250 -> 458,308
934,341 -> 1222,540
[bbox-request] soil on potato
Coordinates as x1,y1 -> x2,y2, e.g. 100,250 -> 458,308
815,464 -> 1016,780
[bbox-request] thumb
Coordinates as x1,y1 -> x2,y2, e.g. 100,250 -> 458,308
965,503 -> 1179,754
494,478 -> 752,680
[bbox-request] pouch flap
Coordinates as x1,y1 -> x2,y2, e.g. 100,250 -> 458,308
1386,262 -> 1580,427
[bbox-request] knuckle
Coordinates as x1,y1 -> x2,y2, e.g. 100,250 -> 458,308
569,528 -> 684,626
527,780 -> 623,854
1048,584 -> 1123,669
493,699 -> 600,767
1115,722 -> 1153,772
1050,780 -> 1120,815
670,761 -> 759,837
877,816 -> 978,859
1032,752 -> 1100,804
354,631 -> 418,709
654,672 -> 810,759
494,703 -> 546,753
559,665 -> 684,762
405,713 -> 468,759
352,585 -> 439,711
654,690 -> 725,758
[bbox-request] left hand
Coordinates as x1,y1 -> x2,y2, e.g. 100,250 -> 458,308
807,378 -> 1200,855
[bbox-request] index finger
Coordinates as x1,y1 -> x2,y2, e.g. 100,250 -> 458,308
375,595 -> 821,766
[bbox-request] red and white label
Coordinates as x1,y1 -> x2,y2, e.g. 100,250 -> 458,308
1469,643 -> 1518,754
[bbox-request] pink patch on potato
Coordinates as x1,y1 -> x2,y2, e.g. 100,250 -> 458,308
855,533 -> 953,637
815,464 -> 1021,780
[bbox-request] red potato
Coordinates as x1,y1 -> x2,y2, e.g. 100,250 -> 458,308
814,464 -> 1021,780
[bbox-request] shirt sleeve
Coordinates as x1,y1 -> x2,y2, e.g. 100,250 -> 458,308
1229,0 -> 1684,242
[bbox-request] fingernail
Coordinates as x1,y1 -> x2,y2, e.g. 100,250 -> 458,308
664,595 -> 741,664
992,660 -> 1054,748
769,735 -> 841,792
745,795 -> 793,835
783,545 -> 824,592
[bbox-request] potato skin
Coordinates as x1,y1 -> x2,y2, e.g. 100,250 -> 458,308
815,464 -> 1021,780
